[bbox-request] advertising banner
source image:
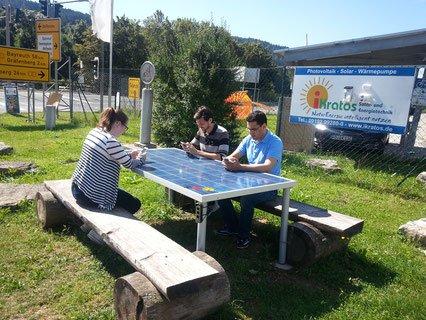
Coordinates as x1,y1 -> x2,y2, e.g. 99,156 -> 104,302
290,66 -> 416,134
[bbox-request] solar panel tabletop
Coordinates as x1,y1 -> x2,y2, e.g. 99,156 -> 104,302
133,148 -> 296,203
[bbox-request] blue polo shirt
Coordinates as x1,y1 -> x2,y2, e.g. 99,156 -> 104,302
236,130 -> 283,176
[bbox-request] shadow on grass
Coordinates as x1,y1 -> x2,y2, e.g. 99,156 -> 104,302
53,212 -> 396,320
1,122 -> 79,132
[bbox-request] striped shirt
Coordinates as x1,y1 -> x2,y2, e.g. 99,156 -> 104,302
191,124 -> 229,159
72,127 -> 141,210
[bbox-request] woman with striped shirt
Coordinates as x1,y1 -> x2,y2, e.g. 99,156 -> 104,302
72,108 -> 143,215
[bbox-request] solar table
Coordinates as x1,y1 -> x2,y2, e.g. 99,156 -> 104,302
133,148 -> 297,268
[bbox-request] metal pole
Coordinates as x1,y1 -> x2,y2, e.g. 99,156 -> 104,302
107,0 -> 114,107
46,0 -> 50,17
32,84 -> 35,122
5,1 -> 11,46
27,84 -> 30,122
140,87 -> 153,145
275,188 -> 292,270
68,56 -> 73,119
55,62 -> 58,91
100,42 -> 104,112
42,83 -> 46,112
196,204 -> 208,251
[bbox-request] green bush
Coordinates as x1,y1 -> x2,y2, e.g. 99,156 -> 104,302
145,13 -> 240,146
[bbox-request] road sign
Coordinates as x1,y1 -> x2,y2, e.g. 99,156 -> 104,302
0,46 -> 50,83
128,77 -> 141,99
140,61 -> 155,85
36,18 -> 61,62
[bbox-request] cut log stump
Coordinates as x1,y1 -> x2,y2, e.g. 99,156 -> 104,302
36,190 -> 71,229
114,251 -> 230,320
287,222 -> 349,267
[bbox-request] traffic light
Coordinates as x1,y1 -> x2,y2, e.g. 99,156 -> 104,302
53,3 -> 62,18
39,0 -> 48,16
92,57 -> 99,80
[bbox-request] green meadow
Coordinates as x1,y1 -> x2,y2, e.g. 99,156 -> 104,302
0,112 -> 425,320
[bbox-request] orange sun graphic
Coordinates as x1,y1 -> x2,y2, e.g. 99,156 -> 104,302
299,77 -> 333,113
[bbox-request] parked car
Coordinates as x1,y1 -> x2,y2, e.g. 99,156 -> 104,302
314,124 -> 390,152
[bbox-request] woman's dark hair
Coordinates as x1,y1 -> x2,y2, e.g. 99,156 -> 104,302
97,107 -> 128,131
246,110 -> 267,125
193,106 -> 213,121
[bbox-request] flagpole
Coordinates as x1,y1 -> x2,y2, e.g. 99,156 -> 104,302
108,0 -> 114,107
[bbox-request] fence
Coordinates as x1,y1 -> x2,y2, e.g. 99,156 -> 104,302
1,64 -> 424,187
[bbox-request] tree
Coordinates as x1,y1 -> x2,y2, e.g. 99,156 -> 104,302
113,16 -> 148,69
143,12 -> 240,147
13,8 -> 39,49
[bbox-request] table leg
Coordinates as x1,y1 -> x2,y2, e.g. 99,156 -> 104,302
196,203 -> 208,252
275,188 -> 292,270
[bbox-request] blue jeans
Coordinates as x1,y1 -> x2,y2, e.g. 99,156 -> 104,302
218,190 -> 277,239
71,182 -> 141,214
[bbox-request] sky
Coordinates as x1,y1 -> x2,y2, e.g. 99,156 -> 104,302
62,0 -> 426,48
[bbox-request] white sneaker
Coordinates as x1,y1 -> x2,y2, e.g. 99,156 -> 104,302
80,223 -> 91,233
87,230 -> 105,245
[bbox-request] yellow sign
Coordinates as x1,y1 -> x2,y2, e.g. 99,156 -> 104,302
128,77 -> 141,99
0,46 -> 50,82
36,18 -> 61,62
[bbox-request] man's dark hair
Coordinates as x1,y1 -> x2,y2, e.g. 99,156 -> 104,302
193,106 -> 213,121
246,110 -> 267,125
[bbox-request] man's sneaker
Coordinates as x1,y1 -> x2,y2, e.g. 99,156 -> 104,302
215,227 -> 238,236
87,230 -> 105,246
236,237 -> 251,249
80,223 -> 91,233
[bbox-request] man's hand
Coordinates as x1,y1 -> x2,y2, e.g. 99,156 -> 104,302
222,156 -> 241,171
181,142 -> 198,156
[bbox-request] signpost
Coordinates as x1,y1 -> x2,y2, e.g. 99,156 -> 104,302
128,77 -> 141,99
36,18 -> 61,62
139,61 -> 156,147
0,46 -> 50,83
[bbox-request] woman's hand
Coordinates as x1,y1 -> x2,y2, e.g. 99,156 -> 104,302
130,150 -> 140,159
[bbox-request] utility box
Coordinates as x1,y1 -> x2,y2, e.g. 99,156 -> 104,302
45,92 -> 62,130
280,97 -> 315,153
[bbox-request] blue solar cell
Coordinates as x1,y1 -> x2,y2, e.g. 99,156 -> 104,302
134,148 -> 292,199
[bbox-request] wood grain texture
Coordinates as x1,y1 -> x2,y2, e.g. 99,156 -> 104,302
44,180 -> 219,300
250,197 -> 364,236
114,251 -> 230,320
36,190 -> 71,229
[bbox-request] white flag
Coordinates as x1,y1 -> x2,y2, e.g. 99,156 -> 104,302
89,0 -> 112,42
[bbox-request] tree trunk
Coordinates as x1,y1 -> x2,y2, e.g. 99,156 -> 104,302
287,222 -> 349,267
35,190 -> 71,229
114,251 -> 230,320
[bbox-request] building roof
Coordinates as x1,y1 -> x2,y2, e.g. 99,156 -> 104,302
274,28 -> 426,66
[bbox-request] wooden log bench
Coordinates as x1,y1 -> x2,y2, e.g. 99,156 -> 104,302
167,190 -> 364,267
36,180 -> 230,320
238,197 -> 364,267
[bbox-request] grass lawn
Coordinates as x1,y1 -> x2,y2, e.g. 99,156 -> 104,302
0,111 -> 425,320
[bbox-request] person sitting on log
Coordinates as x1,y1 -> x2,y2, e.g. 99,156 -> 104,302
217,110 -> 283,249
71,108 -> 145,243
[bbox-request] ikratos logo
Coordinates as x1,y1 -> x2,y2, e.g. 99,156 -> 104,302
300,78 -> 357,113
300,78 -> 332,113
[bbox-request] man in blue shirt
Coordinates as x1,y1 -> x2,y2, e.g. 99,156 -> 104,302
218,110 -> 283,249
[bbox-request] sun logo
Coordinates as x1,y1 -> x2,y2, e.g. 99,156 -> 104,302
300,77 -> 333,113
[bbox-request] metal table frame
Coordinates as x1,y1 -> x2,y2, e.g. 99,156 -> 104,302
134,148 -> 296,268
